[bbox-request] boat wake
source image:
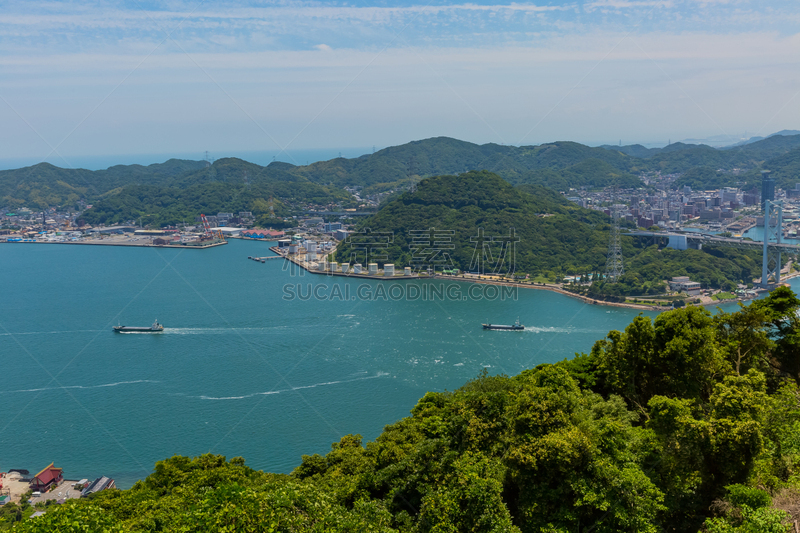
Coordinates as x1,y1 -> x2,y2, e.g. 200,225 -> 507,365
164,327 -> 289,335
0,329 -> 105,336
197,372 -> 390,401
0,379 -> 159,394
522,326 -> 606,334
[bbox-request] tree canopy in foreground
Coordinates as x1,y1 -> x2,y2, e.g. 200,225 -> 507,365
8,289 -> 800,532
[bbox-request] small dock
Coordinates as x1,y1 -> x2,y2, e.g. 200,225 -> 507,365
248,255 -> 285,263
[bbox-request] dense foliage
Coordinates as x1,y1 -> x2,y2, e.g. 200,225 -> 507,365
336,171 -> 762,295
78,158 -> 351,227
607,134 -> 800,191
0,160 -> 206,209
10,289 -> 800,532
588,244 -> 762,298
294,138 -> 642,193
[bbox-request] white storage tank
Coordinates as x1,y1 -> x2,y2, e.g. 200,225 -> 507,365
354,263 -> 362,274
341,263 -> 350,273
307,241 -> 317,253
368,263 -> 378,275
329,262 -> 338,272
317,261 -> 326,271
289,244 -> 299,254
404,267 -> 412,276
384,264 -> 395,276
307,251 -> 317,261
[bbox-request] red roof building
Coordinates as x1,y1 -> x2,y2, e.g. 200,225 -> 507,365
30,463 -> 63,492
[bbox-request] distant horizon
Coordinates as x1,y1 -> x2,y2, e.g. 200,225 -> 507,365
2,130 -> 795,172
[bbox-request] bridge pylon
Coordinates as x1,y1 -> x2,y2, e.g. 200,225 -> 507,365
760,200 -> 784,289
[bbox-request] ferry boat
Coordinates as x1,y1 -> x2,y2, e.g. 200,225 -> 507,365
113,320 -> 164,333
482,318 -> 524,331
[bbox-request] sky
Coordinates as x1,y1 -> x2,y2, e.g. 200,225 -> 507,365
1,0 -> 799,169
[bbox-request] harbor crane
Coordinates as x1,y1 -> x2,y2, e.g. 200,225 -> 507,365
200,214 -> 225,241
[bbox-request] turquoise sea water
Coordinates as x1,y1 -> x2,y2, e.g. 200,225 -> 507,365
0,240 -> 779,488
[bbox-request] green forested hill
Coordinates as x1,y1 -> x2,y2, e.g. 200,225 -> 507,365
9,290 -> 800,532
295,138 -> 641,193
335,171 -> 761,294
0,138 -> 643,215
334,170 -> 612,277
606,134 -> 800,190
6,133 -> 800,220
673,146 -> 800,191
78,158 -> 355,227
605,134 -> 800,163
0,160 -> 207,209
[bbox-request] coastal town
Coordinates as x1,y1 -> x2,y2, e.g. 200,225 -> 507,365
566,170 -> 800,238
0,464 -> 115,521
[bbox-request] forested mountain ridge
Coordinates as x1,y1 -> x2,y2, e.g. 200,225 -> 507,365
293,137 -> 642,192
2,138 -> 643,212
603,132 -> 800,162
79,158 -> 353,228
0,160 -> 207,209
9,290 -> 800,532
5,132 -> 800,221
335,171 -> 762,295
604,133 -> 800,191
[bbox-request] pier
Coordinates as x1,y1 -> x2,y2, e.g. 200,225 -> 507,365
248,255 -> 285,263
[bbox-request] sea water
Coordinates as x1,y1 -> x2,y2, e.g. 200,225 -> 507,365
0,239 -> 772,487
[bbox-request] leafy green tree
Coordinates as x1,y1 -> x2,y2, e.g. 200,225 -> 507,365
591,306 -> 728,409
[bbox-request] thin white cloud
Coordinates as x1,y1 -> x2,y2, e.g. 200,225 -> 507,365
584,0 -> 674,9
1,31 -> 797,79
0,3 -> 574,28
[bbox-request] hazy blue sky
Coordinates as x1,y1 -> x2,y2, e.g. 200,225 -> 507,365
1,0 -> 798,168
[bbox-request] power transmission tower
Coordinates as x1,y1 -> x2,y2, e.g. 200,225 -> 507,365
605,202 -> 624,282
204,151 -> 215,182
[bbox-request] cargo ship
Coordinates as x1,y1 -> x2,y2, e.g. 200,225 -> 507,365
482,318 -> 524,331
113,320 -> 164,333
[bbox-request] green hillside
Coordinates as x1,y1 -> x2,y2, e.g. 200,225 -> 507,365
285,138 -> 641,194
0,138 -> 642,216
9,290 -> 800,532
334,171 -> 761,295
334,170 -> 612,277
0,160 -> 206,209
606,134 -> 800,163
78,158 -> 358,227
724,133 -> 800,161
607,134 -> 800,190
6,133 -> 800,220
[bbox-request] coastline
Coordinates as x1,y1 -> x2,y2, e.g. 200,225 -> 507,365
0,239 -> 227,249
270,245 -> 794,312
431,275 -> 664,311
265,247 -> 671,311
